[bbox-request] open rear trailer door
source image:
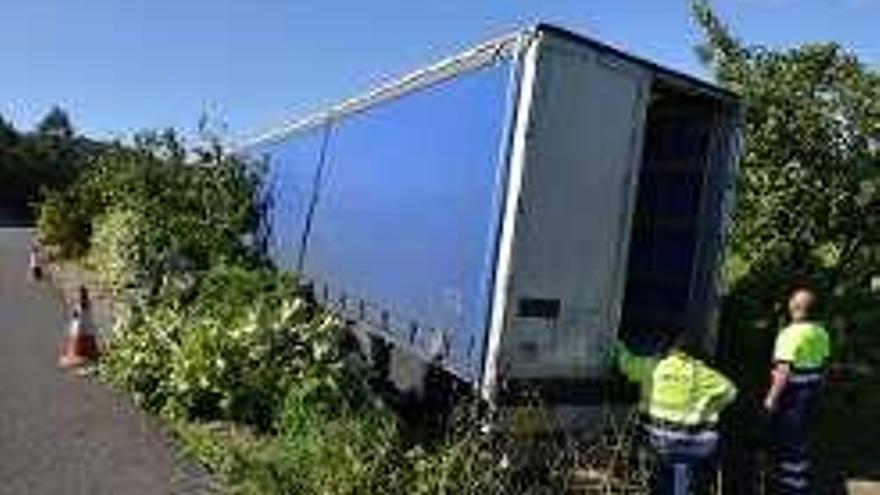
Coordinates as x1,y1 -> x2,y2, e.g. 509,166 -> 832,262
481,33 -> 651,404
483,28 -> 741,419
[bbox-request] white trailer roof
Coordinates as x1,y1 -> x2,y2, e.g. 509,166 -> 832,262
238,24 -> 738,150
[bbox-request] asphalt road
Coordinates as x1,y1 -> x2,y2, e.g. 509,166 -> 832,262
0,228 -> 214,495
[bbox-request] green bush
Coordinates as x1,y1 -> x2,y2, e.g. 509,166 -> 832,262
100,261 -> 534,494
88,208 -> 154,299
102,265 -> 301,427
37,129 -> 263,272
101,306 -> 181,411
275,392 -> 399,495
66,127 -> 570,494
36,188 -> 93,259
405,434 -> 512,495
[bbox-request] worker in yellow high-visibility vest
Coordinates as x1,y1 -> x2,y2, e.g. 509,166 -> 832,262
763,288 -> 830,494
616,332 -> 737,495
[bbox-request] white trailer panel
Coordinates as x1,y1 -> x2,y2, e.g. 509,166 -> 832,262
490,35 -> 650,384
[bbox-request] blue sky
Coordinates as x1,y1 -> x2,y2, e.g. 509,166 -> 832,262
1,0 -> 877,142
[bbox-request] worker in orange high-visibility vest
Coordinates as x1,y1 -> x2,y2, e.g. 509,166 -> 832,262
617,331 -> 737,495
764,287 -> 831,494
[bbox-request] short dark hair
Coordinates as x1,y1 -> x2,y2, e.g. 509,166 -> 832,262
667,328 -> 705,356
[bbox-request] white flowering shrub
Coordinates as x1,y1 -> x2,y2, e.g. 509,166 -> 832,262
88,208 -> 153,300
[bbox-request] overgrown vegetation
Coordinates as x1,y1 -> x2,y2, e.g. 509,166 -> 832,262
692,0 -> 880,488
37,129 -> 260,279
692,0 -> 880,360
33,128 -> 579,494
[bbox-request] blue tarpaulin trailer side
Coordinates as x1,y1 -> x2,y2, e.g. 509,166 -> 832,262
240,24 -> 741,406
301,62 -> 517,382
246,42 -> 521,384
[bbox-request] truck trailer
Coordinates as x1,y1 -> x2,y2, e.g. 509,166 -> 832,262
242,24 -> 742,408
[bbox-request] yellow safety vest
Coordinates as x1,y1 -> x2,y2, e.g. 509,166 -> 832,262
617,343 -> 737,429
773,321 -> 830,384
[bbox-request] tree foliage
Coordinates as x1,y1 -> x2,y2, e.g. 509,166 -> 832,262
692,1 -> 880,479
692,0 -> 879,323
37,128 -> 264,305
36,106 -> 75,140
0,107 -> 97,221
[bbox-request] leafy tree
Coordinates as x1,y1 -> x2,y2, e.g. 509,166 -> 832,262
36,106 -> 74,140
0,116 -> 28,217
691,0 -> 880,483
38,127 -> 264,307
692,0 -> 879,331
0,115 -> 18,146
0,107 -> 94,221
0,116 -> 21,184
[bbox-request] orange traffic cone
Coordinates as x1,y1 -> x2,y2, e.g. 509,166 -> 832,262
58,288 -> 100,368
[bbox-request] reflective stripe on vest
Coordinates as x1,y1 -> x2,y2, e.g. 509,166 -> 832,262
645,424 -> 719,444
643,415 -> 717,435
788,371 -> 823,385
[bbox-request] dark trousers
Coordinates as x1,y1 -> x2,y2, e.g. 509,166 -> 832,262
648,429 -> 718,495
769,383 -> 820,494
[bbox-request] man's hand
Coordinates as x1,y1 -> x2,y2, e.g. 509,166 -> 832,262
763,395 -> 777,414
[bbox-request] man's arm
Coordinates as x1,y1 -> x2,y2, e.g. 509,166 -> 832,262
764,361 -> 791,412
615,341 -> 656,384
766,325 -> 798,412
700,366 -> 738,416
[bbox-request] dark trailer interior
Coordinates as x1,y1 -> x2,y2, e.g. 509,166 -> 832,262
619,80 -> 739,355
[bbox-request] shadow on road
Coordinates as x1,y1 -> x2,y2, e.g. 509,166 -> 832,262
0,208 -> 33,228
